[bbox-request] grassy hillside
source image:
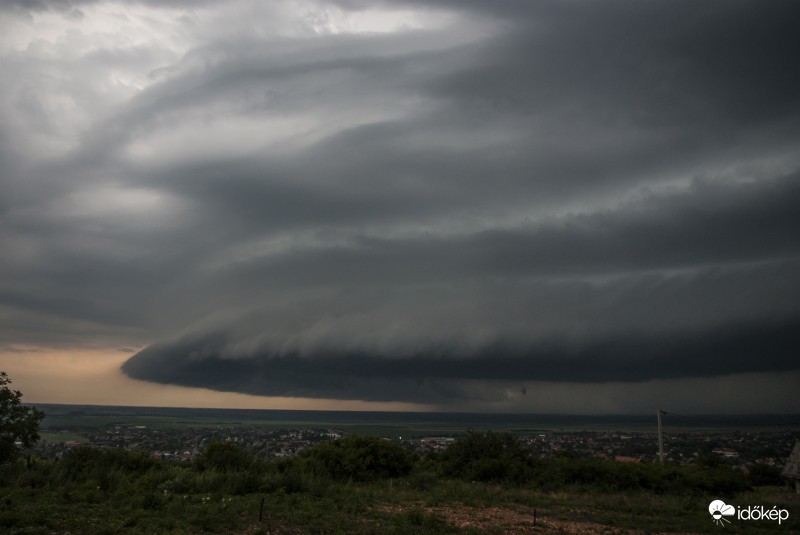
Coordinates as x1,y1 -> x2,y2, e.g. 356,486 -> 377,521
1,432 -> 797,534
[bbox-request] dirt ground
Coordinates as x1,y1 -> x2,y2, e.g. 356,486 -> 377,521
378,503 -> 701,534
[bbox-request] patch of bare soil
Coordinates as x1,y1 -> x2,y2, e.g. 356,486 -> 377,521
377,503 -> 702,534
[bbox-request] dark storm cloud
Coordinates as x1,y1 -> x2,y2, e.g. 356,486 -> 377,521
94,0 -> 800,237
0,0 -> 218,11
2,0 -> 799,408
209,174 -> 800,286
122,313 -> 800,402
428,0 -> 800,124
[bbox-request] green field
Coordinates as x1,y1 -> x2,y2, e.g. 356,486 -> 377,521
39,432 -> 89,443
35,404 -> 800,436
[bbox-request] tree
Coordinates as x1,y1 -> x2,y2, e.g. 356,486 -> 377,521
436,430 -> 535,484
196,441 -> 252,472
0,371 -> 45,463
300,436 -> 415,481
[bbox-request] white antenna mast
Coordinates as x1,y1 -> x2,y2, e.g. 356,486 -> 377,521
657,409 -> 666,463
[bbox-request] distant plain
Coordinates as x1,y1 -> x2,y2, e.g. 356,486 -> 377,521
35,404 -> 800,437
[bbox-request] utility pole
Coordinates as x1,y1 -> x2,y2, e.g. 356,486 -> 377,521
657,409 -> 665,464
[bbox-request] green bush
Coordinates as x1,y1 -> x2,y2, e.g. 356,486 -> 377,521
433,432 -> 750,497
436,431 -> 535,484
156,465 -> 263,495
196,441 -> 253,472
56,447 -> 162,483
747,463 -> 783,486
299,436 -> 415,482
262,459 -> 333,495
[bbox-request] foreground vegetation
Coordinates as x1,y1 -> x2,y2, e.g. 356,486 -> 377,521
1,432 -> 797,534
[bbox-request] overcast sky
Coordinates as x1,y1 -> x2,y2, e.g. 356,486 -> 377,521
1,0 -> 799,413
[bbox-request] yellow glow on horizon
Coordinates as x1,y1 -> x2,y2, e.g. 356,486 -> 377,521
0,347 -> 430,412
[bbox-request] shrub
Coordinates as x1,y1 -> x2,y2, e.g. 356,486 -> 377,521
436,431 -> 534,484
196,441 -> 252,472
434,432 -> 750,497
56,447 -> 162,483
747,463 -> 783,486
299,435 -> 415,482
